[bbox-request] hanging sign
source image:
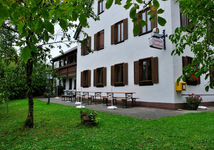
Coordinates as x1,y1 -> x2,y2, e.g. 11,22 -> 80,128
149,37 -> 164,50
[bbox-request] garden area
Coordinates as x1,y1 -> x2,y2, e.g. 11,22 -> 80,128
0,99 -> 214,150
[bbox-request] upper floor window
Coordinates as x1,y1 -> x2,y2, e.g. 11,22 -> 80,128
182,56 -> 200,85
81,70 -> 91,87
111,18 -> 128,44
180,11 -> 189,27
111,63 -> 128,86
135,8 -> 157,36
116,21 -> 124,43
67,53 -> 77,64
94,67 -> 106,87
94,30 -> 104,50
134,57 -> 159,86
98,0 -> 104,15
81,37 -> 91,56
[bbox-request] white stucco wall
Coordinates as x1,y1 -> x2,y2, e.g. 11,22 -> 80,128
76,0 -> 214,104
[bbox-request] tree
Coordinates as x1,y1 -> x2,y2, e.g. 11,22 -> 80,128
0,0 -> 96,128
169,0 -> 214,91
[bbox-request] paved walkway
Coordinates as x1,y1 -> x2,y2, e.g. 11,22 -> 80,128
38,97 -> 214,120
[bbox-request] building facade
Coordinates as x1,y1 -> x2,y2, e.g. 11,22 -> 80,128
75,0 -> 214,109
52,47 -> 77,96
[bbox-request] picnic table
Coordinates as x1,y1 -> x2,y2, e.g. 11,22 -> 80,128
61,90 -> 138,108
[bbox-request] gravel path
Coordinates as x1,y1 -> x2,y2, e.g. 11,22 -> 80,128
37,97 -> 214,120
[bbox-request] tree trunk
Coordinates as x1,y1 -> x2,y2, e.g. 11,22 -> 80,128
25,58 -> 34,128
6,98 -> 8,115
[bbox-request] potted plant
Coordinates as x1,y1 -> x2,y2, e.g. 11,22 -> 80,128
80,110 -> 98,125
186,93 -> 202,110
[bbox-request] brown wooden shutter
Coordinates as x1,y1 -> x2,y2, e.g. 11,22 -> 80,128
87,70 -> 91,87
210,65 -> 214,83
111,25 -> 115,44
81,71 -> 84,87
182,56 -> 188,74
88,37 -> 91,50
123,63 -> 128,85
134,61 -> 139,84
103,67 -> 107,86
94,33 -> 98,50
123,18 -> 128,40
97,1 -> 99,15
111,65 -> 115,86
94,69 -> 97,87
196,63 -> 201,84
151,10 -> 157,29
81,42 -> 85,56
152,57 -> 158,83
100,30 -> 104,49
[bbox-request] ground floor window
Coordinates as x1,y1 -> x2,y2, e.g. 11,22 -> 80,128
134,57 -> 158,85
111,63 -> 128,86
81,70 -> 91,87
94,67 -> 106,87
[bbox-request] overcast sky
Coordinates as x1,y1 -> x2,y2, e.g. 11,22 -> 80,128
49,24 -> 77,61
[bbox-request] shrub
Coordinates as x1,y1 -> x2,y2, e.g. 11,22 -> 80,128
80,110 -> 98,126
186,93 -> 202,110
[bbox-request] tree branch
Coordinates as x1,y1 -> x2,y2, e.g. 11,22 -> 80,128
37,40 -> 77,47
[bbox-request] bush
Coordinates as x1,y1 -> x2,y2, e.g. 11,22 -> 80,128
80,110 -> 98,126
186,93 -> 202,110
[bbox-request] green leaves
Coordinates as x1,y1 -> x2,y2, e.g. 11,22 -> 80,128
17,22 -> 25,34
21,46 -> 31,62
59,19 -> 68,30
157,8 -> 164,14
106,0 -> 113,9
44,21 -> 54,34
133,23 -> 140,36
130,7 -> 136,19
158,16 -> 166,26
0,3 -> 9,26
79,15 -> 87,27
153,0 -> 160,9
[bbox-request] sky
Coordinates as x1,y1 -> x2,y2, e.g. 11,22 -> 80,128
49,24 -> 77,61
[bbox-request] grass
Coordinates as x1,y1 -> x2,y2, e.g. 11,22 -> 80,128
0,99 -> 214,150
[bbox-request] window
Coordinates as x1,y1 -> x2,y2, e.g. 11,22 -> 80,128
94,30 -> 104,50
135,8 -> 157,36
111,63 -> 128,86
94,67 -> 106,87
180,12 -> 189,27
117,21 -> 124,43
63,79 -> 66,89
59,60 -> 62,67
98,0 -> 104,15
134,57 -> 158,85
63,58 -> 67,66
74,79 -> 76,89
182,56 -> 200,85
69,78 -> 72,89
111,18 -> 128,44
81,37 -> 91,56
81,70 -> 91,87
67,53 -> 77,64
180,8 -> 195,32
115,64 -> 123,83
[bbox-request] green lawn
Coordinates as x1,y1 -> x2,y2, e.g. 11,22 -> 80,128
0,100 -> 214,150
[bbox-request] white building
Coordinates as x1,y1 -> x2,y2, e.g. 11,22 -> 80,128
75,0 -> 214,109
52,47 -> 77,96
